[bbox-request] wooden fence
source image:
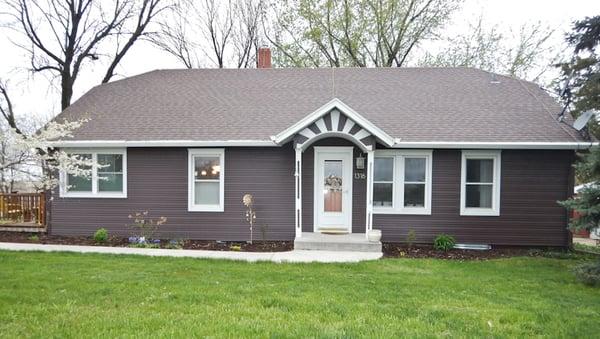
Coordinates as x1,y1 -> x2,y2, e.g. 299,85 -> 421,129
0,193 -> 46,226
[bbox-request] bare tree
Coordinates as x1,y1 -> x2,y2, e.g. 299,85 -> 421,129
263,0 -> 460,67
419,17 -> 557,83
152,0 -> 263,68
5,0 -> 166,110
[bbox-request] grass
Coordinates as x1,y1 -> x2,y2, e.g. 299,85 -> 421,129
574,242 -> 600,254
1,251 -> 599,337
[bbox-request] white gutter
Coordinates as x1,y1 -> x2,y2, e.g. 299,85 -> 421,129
50,140 -> 279,148
49,140 -> 598,150
391,141 -> 598,150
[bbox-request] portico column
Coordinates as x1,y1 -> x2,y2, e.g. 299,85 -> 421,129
365,148 -> 374,239
295,146 -> 302,238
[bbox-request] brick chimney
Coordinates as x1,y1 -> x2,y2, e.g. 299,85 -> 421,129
257,47 -> 271,68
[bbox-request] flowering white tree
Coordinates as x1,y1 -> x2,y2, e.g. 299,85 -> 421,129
0,82 -> 94,193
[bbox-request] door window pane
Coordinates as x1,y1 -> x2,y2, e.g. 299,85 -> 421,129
466,159 -> 493,183
405,158 -> 426,182
374,157 -> 393,181
466,185 -> 493,208
195,182 -> 220,205
195,157 -> 220,180
374,183 -> 393,207
404,183 -> 425,207
67,154 -> 92,192
324,160 -> 343,212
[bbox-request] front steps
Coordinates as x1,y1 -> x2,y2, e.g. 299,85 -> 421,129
294,232 -> 382,252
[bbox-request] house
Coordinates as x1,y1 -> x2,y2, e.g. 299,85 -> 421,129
48,49 -> 594,248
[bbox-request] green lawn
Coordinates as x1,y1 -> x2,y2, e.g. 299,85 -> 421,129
1,251 -> 599,337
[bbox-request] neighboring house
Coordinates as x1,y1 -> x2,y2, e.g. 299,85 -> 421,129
49,49 -> 595,247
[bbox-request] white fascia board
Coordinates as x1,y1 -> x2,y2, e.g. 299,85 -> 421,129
391,141 -> 599,150
272,98 -> 396,147
50,140 -> 278,148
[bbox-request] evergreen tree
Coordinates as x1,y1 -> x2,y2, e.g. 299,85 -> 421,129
558,16 -> 600,233
559,19 -> 600,288
558,16 -> 600,139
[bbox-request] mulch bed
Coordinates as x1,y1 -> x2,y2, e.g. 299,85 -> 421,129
0,231 -> 554,259
0,231 -> 293,252
383,243 -> 540,260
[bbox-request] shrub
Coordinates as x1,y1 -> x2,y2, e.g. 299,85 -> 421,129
94,228 -> 108,243
127,210 -> 167,241
406,229 -> 417,249
574,261 -> 600,287
165,239 -> 184,249
433,234 -> 455,251
27,234 -> 39,242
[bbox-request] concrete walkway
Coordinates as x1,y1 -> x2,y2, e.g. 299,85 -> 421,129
0,242 -> 382,263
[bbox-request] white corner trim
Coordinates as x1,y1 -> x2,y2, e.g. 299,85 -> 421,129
392,141 -> 598,150
273,98 -> 396,147
59,148 -> 128,199
50,140 -> 278,148
188,148 -> 225,212
460,150 -> 501,217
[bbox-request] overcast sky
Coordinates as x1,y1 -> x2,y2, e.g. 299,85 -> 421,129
1,0 -> 599,123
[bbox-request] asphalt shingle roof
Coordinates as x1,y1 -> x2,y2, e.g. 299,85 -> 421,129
55,67 -> 584,143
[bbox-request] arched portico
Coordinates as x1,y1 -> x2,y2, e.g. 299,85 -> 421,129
271,98 -> 396,239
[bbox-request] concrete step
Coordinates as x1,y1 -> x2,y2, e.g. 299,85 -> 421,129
294,232 -> 382,252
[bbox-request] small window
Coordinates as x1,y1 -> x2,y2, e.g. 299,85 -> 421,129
461,150 -> 501,216
60,149 -> 127,198
404,158 -> 426,208
98,154 -> 124,192
373,150 -> 432,215
66,154 -> 92,192
373,157 -> 394,207
188,149 -> 224,212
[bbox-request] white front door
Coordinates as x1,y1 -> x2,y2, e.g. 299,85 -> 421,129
314,147 -> 353,232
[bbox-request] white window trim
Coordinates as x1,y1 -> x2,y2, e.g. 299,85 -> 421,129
373,150 -> 432,215
188,148 -> 225,212
460,150 -> 501,216
59,148 -> 127,198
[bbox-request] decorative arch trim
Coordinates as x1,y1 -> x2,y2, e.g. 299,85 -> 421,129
271,98 -> 396,148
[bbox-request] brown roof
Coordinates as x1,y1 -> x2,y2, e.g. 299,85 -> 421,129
56,67 -> 584,143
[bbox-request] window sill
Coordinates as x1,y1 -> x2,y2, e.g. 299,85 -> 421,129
373,208 -> 431,215
460,208 -> 500,217
188,205 -> 224,212
60,193 -> 127,199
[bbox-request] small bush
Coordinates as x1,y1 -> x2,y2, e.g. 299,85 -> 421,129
27,234 -> 39,242
433,234 -> 455,251
406,229 -> 417,248
574,261 -> 600,287
94,228 -> 108,243
165,239 -> 184,249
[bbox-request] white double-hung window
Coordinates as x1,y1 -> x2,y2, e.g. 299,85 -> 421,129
188,149 -> 225,212
60,149 -> 127,198
460,150 -> 501,216
373,150 -> 432,215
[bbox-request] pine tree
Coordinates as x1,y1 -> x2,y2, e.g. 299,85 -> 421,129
559,147 -> 600,231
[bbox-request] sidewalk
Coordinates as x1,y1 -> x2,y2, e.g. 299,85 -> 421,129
0,242 -> 382,263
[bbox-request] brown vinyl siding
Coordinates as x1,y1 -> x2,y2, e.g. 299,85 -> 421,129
50,141 -> 574,247
50,146 -> 295,241
374,149 -> 574,246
